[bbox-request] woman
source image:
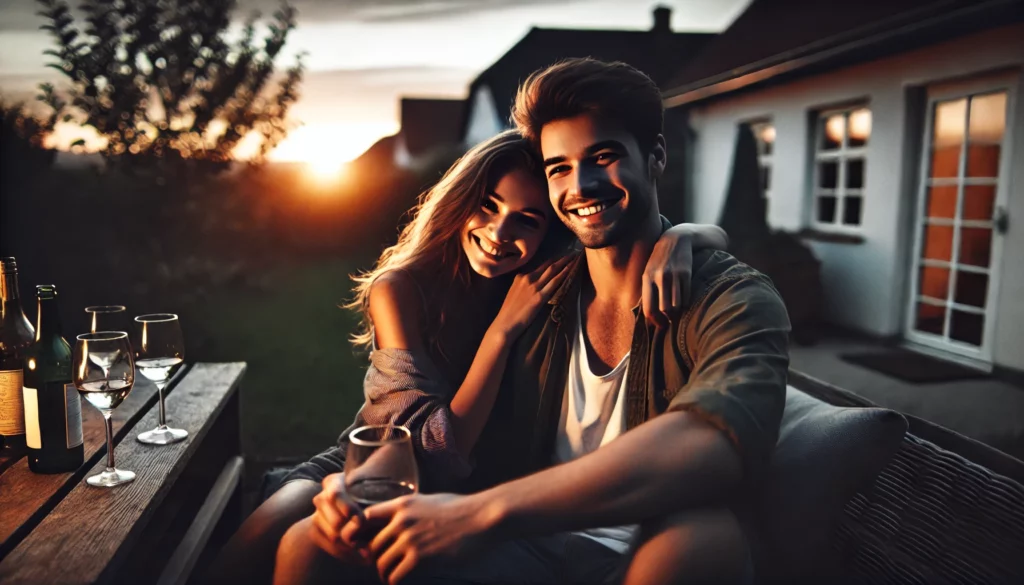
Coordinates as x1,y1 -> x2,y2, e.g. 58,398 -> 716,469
207,130 -> 728,585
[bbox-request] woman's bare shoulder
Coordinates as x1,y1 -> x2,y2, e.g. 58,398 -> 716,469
367,270 -> 426,350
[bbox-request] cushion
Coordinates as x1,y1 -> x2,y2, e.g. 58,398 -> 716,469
756,386 -> 908,582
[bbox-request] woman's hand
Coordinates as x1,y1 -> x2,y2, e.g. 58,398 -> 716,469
642,223 -> 729,327
308,473 -> 372,565
490,255 -> 574,340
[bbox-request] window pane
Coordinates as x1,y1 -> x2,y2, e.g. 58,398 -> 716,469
820,114 -> 844,150
919,265 -> 950,301
818,161 -> 838,189
848,108 -> 871,147
925,185 -> 958,219
922,224 -> 953,260
962,185 -> 995,221
760,165 -> 771,192
950,310 -> 984,346
753,122 -> 775,156
967,92 -> 1006,178
958,227 -> 992,267
954,271 -> 988,308
915,302 -> 945,336
817,195 -> 837,223
846,159 -> 864,189
930,98 -> 966,178
843,196 -> 862,225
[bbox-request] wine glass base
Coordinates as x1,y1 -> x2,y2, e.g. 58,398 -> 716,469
87,468 -> 136,487
137,426 -> 189,445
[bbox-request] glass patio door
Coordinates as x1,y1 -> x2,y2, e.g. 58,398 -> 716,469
906,81 -> 1013,363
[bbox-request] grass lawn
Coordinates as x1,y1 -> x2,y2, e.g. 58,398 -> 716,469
192,256 -> 370,471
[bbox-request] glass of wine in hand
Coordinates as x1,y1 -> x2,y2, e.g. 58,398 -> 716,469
343,425 -> 419,523
85,305 -> 127,334
73,331 -> 136,487
134,314 -> 187,445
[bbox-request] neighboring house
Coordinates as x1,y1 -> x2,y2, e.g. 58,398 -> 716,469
663,0 -> 1024,374
394,97 -> 465,170
462,6 -> 714,145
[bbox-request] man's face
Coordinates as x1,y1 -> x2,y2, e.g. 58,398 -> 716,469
540,114 -> 663,249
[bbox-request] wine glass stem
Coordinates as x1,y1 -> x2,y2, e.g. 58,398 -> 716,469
157,383 -> 167,427
103,412 -> 116,471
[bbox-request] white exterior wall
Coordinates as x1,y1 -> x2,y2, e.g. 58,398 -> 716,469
687,24 -> 1024,369
463,85 -> 505,146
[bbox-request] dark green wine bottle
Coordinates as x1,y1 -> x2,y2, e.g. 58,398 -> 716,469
1,257 -> 34,451
23,284 -> 84,473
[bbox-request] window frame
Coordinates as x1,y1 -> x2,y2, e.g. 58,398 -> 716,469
809,104 -> 871,233
748,118 -> 775,208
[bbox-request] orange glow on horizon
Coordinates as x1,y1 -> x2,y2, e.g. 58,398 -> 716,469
270,121 -> 398,166
305,158 -> 349,186
41,119 -> 398,169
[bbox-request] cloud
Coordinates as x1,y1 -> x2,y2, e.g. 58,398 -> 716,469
0,0 -> 579,32
248,0 -> 580,24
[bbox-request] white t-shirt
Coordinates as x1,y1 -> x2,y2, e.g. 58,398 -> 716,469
552,295 -> 638,554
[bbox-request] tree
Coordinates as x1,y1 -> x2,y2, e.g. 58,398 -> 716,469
34,0 -> 305,172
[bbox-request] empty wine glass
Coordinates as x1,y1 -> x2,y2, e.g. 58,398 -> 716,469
343,425 -> 418,517
85,305 -> 127,334
133,314 -> 187,445
73,331 -> 135,487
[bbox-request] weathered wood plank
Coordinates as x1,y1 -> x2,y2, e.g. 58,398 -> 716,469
0,364 -> 190,557
156,455 -> 244,585
0,362 -> 245,585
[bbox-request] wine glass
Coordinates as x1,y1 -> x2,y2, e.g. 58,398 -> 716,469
133,314 -> 187,445
343,425 -> 419,520
85,305 -> 127,334
73,331 -> 136,487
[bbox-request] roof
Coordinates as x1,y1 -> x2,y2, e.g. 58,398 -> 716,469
464,26 -> 714,134
663,0 -> 1024,107
398,98 -> 465,156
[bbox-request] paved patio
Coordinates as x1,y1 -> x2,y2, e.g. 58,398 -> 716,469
790,335 -> 1024,461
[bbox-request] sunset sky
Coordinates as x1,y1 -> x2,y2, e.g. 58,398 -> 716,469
0,0 -> 750,164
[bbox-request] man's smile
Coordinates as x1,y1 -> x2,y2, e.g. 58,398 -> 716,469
562,194 -> 625,222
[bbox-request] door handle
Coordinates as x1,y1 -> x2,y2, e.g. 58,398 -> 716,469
994,206 -> 1009,235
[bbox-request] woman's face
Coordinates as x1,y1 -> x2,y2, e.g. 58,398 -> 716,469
461,168 -> 551,278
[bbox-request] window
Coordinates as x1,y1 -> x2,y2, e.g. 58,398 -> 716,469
750,120 -> 775,213
811,105 -> 871,229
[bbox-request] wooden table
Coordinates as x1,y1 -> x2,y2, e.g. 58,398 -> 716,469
0,362 -> 246,585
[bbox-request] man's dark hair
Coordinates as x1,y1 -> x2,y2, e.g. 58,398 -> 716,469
511,57 -> 664,155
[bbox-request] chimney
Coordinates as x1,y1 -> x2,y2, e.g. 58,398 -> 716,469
652,5 -> 671,34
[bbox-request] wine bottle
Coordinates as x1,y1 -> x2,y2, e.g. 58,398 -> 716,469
1,257 -> 35,451
23,285 -> 84,473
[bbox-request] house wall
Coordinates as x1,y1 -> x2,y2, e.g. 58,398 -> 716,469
464,86 -> 505,146
685,23 -> 1024,369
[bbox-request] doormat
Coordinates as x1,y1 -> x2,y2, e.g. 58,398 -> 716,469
840,348 -> 989,384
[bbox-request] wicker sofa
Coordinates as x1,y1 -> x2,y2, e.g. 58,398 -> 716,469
773,369 -> 1024,583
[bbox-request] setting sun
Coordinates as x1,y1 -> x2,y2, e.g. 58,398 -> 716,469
306,157 -> 348,184
269,121 -> 399,172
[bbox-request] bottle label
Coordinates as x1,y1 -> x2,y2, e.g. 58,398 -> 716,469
65,383 -> 83,448
23,386 -> 40,448
0,369 -> 26,436
19,384 -> 84,449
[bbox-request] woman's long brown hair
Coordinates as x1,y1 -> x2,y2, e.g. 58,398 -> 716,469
346,130 -> 547,350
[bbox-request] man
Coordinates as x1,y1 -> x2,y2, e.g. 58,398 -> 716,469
277,58 -> 790,585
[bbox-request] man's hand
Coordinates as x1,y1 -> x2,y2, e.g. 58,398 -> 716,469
364,493 -> 495,585
308,473 -> 372,565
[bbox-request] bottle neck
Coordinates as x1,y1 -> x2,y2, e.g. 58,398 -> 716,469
37,298 -> 64,340
1,273 -> 22,315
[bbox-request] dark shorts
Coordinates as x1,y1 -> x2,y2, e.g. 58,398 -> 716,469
406,533 -> 626,585
319,533 -> 627,585
281,445 -> 346,485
